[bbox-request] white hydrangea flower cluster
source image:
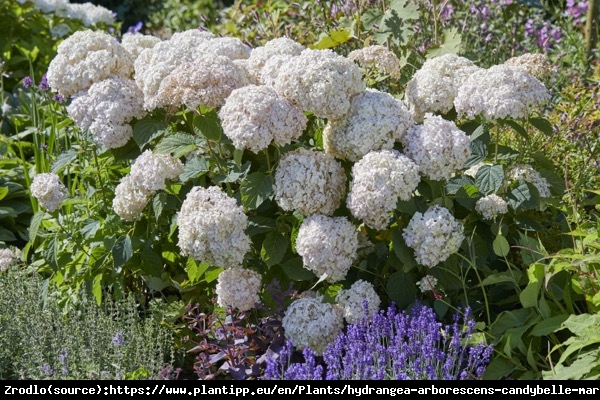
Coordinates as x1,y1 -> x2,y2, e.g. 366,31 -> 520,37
323,88 -> 414,162
67,76 -> 147,149
218,85 -> 308,153
402,114 -> 471,181
268,48 -> 365,119
405,54 -> 480,122
47,30 -> 133,98
245,37 -> 306,84
113,150 -> 183,220
295,215 -> 359,283
475,194 -> 509,220
281,295 -> 344,355
134,29 -> 216,111
454,64 -> 551,121
21,0 -> 115,26
112,175 -> 150,221
215,268 -> 262,311
274,148 -> 346,216
177,186 -> 251,269
129,150 -> 184,194
347,150 -> 420,230
506,164 -> 552,198
416,275 -> 438,293
0,247 -> 21,272
121,32 -> 162,62
464,162 -> 489,178
153,56 -> 249,111
30,173 -> 68,212
347,45 -> 402,79
335,279 -> 381,324
504,53 -> 555,80
202,37 -> 251,60
402,205 -> 465,267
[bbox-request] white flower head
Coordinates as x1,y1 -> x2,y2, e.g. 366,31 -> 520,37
454,64 -> 551,121
417,275 -> 439,293
405,53 -> 480,122
274,148 -> 346,216
506,163 -> 552,198
219,85 -> 307,153
282,296 -> 344,355
268,48 -> 365,119
348,44 -> 402,79
295,215 -> 359,283
121,32 -> 162,62
154,56 -> 249,111
475,193 -> 509,220
216,268 -> 262,311
323,88 -> 414,162
129,150 -> 184,195
347,149 -> 420,230
47,30 -> 133,98
61,2 -> 116,26
177,186 -> 251,269
30,173 -> 68,212
246,37 -> 306,83
504,53 -> 555,80
112,175 -> 149,221
0,248 -> 21,272
336,279 -> 381,324
402,114 -> 471,181
402,205 -> 465,267
67,76 -> 146,149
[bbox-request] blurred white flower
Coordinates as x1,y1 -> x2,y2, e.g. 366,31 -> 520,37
216,268 -> 262,311
336,279 -> 381,324
30,173 -> 68,212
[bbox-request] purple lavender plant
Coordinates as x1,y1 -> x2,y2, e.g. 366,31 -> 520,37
263,302 -> 493,380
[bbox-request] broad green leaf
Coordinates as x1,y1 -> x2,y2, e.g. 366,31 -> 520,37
247,216 -> 277,236
562,313 -> 600,335
28,211 -> 45,242
312,28 -> 351,49
193,111 -> 221,142
391,227 -> 416,270
143,276 -> 170,292
51,149 -> 78,174
427,27 -> 461,58
530,314 -> 569,336
501,119 -> 527,138
495,144 -> 520,161
204,266 -> 222,283
186,258 -> 209,283
529,117 -> 554,136
0,226 -> 16,241
475,164 -> 503,195
493,234 -> 510,257
386,271 -> 416,309
480,271 -> 520,287
81,219 -> 101,239
281,257 -> 316,281
520,263 -> 545,308
455,184 -> 480,210
465,140 -> 487,167
133,116 -> 169,149
544,354 -> 598,380
155,132 -> 199,158
93,273 -> 103,306
483,357 -> 517,380
469,124 -> 490,143
446,175 -> 475,195
112,235 -> 133,269
152,192 -> 167,221
507,181 -> 537,210
261,231 -> 288,267
179,156 -> 209,183
139,250 -> 164,277
518,232 -> 547,266
241,172 -> 274,210
233,148 -> 244,168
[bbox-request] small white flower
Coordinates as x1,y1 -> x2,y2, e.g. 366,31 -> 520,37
216,268 -> 262,311
112,175 -> 149,221
129,150 -> 184,195
475,194 -> 509,220
336,279 -> 381,324
30,173 -> 68,212
416,275 -> 439,293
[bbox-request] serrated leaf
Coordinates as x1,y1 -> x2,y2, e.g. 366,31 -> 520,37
386,271 -> 416,309
281,257 -> 315,281
81,219 -> 101,239
475,164 -> 504,195
93,273 -> 103,306
455,184 -> 481,209
466,140 -> 488,167
186,258 -> 209,283
261,231 -> 288,267
51,149 -> 78,174
193,111 -> 221,142
153,192 -> 167,221
312,28 -> 351,49
204,267 -> 222,283
155,132 -> 199,157
493,235 -> 510,257
28,210 -> 45,242
529,117 -> 554,136
241,172 -> 273,210
446,175 -> 475,195
501,119 -> 527,138
139,250 -> 164,277
247,216 -> 277,236
112,235 -> 133,269
427,27 -> 461,58
133,116 -> 169,149
179,157 -> 209,183
507,181 -> 537,210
